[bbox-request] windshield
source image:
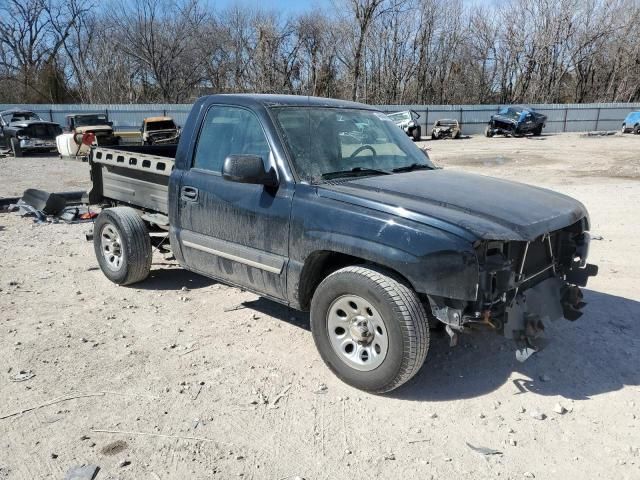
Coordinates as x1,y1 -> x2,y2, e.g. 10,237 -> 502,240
498,107 -> 523,121
73,115 -> 108,127
147,120 -> 176,131
2,111 -> 42,124
273,107 -> 434,183
387,111 -> 412,123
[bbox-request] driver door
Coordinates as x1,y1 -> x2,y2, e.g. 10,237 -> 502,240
176,105 -> 292,300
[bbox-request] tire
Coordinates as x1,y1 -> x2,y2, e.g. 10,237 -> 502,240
635,124 -> 640,135
621,124 -> 627,134
454,130 -> 461,139
485,126 -> 494,137
94,207 -> 152,285
431,132 -> 437,140
533,125 -> 542,136
310,265 -> 430,393
10,138 -> 23,157
411,126 -> 421,141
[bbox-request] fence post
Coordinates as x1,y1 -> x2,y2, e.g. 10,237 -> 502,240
595,107 -> 601,131
563,107 -> 568,132
49,109 -> 53,122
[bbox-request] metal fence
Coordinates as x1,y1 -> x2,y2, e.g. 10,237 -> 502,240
2,102 -> 639,135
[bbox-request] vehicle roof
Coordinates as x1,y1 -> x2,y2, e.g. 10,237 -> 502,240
145,116 -> 174,122
202,94 -> 378,111
0,108 -> 37,115
66,113 -> 107,118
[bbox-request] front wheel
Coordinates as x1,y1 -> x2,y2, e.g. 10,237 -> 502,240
10,138 -> 23,157
485,126 -> 494,137
621,124 -> 627,134
310,266 -> 430,393
635,124 -> 640,135
411,126 -> 421,141
533,125 -> 542,136
94,207 -> 152,285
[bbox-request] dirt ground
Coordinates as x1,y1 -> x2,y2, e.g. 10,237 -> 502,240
0,133 -> 639,480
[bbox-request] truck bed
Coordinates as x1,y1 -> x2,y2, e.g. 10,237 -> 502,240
88,144 -> 177,214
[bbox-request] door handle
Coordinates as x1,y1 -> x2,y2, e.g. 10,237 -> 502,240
181,186 -> 199,201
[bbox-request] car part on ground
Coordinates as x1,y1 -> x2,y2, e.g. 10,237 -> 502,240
6,189 -> 93,224
485,106 -> 546,137
0,108 -> 62,155
140,116 -> 180,145
87,94 -> 598,393
387,110 -> 422,141
621,111 -> 640,134
431,119 -> 462,139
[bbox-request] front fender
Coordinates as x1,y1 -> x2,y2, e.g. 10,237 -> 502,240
288,185 -> 479,307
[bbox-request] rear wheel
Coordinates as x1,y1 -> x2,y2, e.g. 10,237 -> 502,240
310,266 -> 430,393
533,125 -> 543,136
621,123 -> 627,134
10,138 -> 22,157
94,207 -> 152,285
485,126 -> 494,137
635,124 -> 640,135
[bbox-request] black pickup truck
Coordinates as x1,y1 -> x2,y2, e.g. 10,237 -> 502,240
88,94 -> 597,393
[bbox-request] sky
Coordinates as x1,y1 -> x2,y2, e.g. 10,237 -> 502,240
212,0 -> 334,14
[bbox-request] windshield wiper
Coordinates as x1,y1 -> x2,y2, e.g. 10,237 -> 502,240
321,167 -> 391,180
391,163 -> 431,173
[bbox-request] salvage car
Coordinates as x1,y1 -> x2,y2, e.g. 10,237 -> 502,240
431,119 -> 462,139
141,116 -> 180,145
66,113 -> 120,146
485,106 -> 546,137
621,111 -> 640,134
87,94 -> 598,393
0,109 -> 62,157
387,110 -> 422,141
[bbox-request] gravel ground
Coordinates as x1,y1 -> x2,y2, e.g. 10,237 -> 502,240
0,133 -> 639,480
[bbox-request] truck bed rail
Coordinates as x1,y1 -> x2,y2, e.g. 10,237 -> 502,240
93,146 -> 175,177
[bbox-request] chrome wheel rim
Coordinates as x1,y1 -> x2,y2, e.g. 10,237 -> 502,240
326,295 -> 388,371
101,224 -> 123,271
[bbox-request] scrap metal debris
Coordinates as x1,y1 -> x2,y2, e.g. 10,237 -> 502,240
9,370 -> 35,382
64,465 -> 100,480
7,189 -> 93,225
465,442 -> 503,456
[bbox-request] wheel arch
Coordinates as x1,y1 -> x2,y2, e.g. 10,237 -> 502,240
296,250 -> 418,311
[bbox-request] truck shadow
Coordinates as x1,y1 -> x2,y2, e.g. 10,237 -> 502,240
391,289 -> 640,401
136,266 -> 217,291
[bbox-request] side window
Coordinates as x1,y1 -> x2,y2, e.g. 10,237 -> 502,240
193,106 -> 271,173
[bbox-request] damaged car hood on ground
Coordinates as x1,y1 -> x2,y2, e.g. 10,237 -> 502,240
317,169 -> 588,242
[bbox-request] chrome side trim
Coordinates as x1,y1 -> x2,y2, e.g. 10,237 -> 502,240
181,230 -> 284,274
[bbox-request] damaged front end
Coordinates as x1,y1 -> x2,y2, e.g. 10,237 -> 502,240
429,218 -> 598,360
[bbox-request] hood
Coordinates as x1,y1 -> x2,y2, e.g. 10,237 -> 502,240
318,170 -> 588,242
75,125 -> 113,133
9,120 -> 59,128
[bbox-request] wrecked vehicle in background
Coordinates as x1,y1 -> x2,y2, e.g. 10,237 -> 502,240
387,110 -> 422,141
65,113 -> 121,146
485,106 -> 546,137
0,109 -> 62,157
141,116 -> 180,145
431,119 -> 462,139
86,94 -> 598,393
621,111 -> 640,134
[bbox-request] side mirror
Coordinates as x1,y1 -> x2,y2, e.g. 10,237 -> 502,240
222,155 -> 278,188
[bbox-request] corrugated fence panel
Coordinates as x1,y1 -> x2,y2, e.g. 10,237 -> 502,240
2,102 -> 640,135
